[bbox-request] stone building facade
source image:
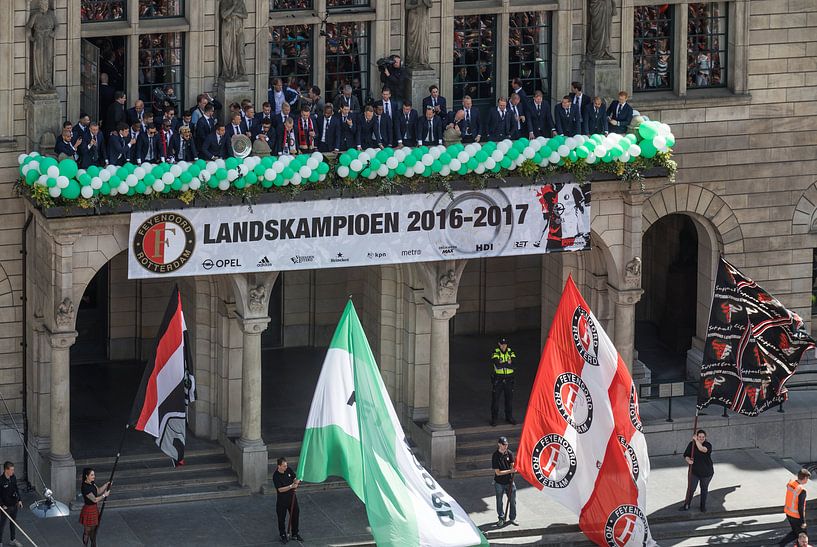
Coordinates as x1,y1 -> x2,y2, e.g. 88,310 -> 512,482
0,0 -> 814,502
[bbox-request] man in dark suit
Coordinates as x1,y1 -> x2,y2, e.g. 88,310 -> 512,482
274,102 -> 292,129
419,106 -> 443,146
372,102 -> 393,149
379,88 -> 399,146
80,122 -> 105,168
72,114 -> 92,146
55,127 -> 80,160
554,95 -> 582,137
104,91 -> 127,135
508,93 -> 530,139
169,127 -> 197,163
584,96 -> 609,135
569,82 -> 591,117
336,104 -> 359,151
201,124 -> 229,160
98,73 -> 115,118
421,85 -> 447,124
510,78 -> 531,114
359,106 -> 377,149
126,99 -> 146,126
137,123 -> 163,164
293,105 -> 317,153
107,122 -> 135,166
128,122 -> 143,163
527,91 -> 556,138
272,117 -> 297,156
451,95 -> 481,144
315,104 -> 340,153
395,100 -> 420,147
485,97 -> 513,142
333,85 -> 361,114
307,86 -> 325,120
252,119 -> 275,150
607,91 -> 634,134
255,102 -> 274,126
241,106 -> 256,137
195,104 -> 216,151
226,113 -> 245,141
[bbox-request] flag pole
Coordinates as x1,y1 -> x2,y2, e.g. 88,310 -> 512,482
684,411 -> 699,508
97,423 -> 130,526
287,489 -> 297,537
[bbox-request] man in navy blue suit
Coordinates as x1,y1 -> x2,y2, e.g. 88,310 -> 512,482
195,103 -> 216,151
336,104 -> 360,151
508,93 -> 530,139
450,95 -> 481,144
80,122 -> 105,168
421,85 -> 447,124
584,96 -> 609,135
55,126 -> 81,160
485,97 -> 513,142
226,113 -> 245,142
395,100 -> 420,147
126,99 -> 146,126
607,91 -> 634,134
569,82 -> 591,117
315,104 -> 340,153
419,106 -> 443,146
107,122 -> 135,166
527,91 -> 555,138
510,78 -> 531,114
201,124 -> 228,160
554,95 -> 582,137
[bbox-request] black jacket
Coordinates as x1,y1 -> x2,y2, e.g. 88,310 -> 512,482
0,474 -> 19,507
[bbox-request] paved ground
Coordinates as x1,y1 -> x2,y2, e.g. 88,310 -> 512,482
9,447 -> 809,546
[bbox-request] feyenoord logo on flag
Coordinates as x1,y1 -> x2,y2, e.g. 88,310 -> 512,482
553,372 -> 594,434
628,383 -> 643,432
530,433 -> 578,489
617,435 -> 640,483
132,213 -> 196,274
572,307 -> 599,365
604,505 -> 648,547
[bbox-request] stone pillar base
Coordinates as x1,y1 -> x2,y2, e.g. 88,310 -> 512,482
215,79 -> 253,119
405,67 -> 438,107
584,58 -> 620,103
412,422 -> 456,477
234,439 -> 268,492
25,91 -> 61,153
631,359 -> 652,385
48,453 -> 76,504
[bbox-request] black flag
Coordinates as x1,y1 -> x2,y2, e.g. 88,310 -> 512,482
697,257 -> 815,416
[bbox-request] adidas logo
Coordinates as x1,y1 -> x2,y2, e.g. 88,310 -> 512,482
257,256 -> 272,267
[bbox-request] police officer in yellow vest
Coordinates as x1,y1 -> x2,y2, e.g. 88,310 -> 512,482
490,337 -> 517,426
780,468 -> 811,546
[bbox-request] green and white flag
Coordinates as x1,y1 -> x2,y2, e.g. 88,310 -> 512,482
298,301 -> 488,547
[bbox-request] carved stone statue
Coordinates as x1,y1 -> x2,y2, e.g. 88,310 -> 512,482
405,0 -> 432,69
27,0 -> 57,93
438,269 -> 457,299
55,297 -> 74,328
587,0 -> 616,60
220,0 -> 248,81
624,257 -> 642,287
248,285 -> 266,313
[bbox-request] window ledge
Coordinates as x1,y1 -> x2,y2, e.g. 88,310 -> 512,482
632,89 -> 752,110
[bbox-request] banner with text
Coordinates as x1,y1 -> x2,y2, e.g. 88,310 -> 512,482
127,182 -> 591,279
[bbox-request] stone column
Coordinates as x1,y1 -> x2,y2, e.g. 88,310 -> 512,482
49,330 -> 76,503
426,302 -> 458,431
238,317 -> 268,447
609,286 -> 647,381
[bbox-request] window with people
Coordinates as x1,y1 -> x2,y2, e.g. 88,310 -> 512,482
508,12 -> 552,101
324,22 -> 370,107
138,33 -> 184,114
687,2 -> 727,88
633,5 -> 674,92
270,25 -> 313,94
453,15 -> 497,107
139,0 -> 183,18
81,0 -> 126,22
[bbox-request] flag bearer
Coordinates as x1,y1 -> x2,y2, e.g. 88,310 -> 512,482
79,467 -> 111,547
780,469 -> 811,546
490,337 -> 517,426
273,457 -> 303,544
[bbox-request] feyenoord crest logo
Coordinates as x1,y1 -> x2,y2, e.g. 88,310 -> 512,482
572,307 -> 599,366
605,505 -> 648,547
530,433 -> 577,489
618,435 -> 640,483
629,383 -> 643,432
133,213 -> 196,274
553,373 -> 594,434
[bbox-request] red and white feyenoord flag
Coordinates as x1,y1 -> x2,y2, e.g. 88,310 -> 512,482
130,286 -> 196,464
517,276 -> 655,547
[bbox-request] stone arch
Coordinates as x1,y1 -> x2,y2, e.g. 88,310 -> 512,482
792,181 -> 817,235
71,224 -> 130,308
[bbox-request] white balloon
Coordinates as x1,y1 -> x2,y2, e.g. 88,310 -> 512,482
117,181 -> 128,194
620,152 -> 631,162
290,173 -> 302,185
367,170 -> 377,180
181,183 -> 189,192
485,158 -> 496,170
549,152 -> 560,163
475,164 -> 486,174
90,177 -> 102,189
629,144 -> 642,157
177,161 -> 190,171
126,174 -> 138,187
144,187 -> 153,195
565,137 -> 576,148
422,154 -> 434,166
80,185 -> 94,199
218,179 -> 230,191
653,135 -> 667,150
349,159 -> 363,172
491,150 -> 503,162
215,159 -> 226,169
206,162 -> 218,174
109,187 -> 118,197
358,152 -> 370,163
659,123 -> 672,136
56,176 -> 69,189
337,166 -> 350,178
47,166 -> 60,178
199,170 -> 211,182
311,151 -> 323,161
595,145 -> 608,157
586,153 -> 597,164
404,166 -> 415,178
162,172 -> 175,185
170,165 -> 182,177
439,166 -> 451,176
449,159 -> 462,171
523,148 -> 535,159
153,180 -> 165,192
298,166 -> 311,179
264,168 -> 276,181
557,145 -> 570,157
280,155 -> 293,166
21,165 -> 30,176
429,146 -> 442,159
48,186 -> 61,198
306,157 -> 319,170
189,179 -> 201,191
28,161 -> 39,174
106,164 -> 118,173
133,167 -> 146,179
17,154 -> 27,165
29,151 -> 40,157
377,165 -> 389,177
457,151 -> 469,163
273,161 -> 285,174
386,157 -> 398,169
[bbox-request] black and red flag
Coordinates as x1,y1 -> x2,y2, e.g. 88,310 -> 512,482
697,257 -> 815,416
130,286 -> 196,463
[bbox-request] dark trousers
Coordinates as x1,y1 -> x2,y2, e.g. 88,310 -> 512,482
0,505 -> 17,541
491,375 -> 514,421
276,496 -> 299,536
684,473 -> 712,509
778,516 -> 804,545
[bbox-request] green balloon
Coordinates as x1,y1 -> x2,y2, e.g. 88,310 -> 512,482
195,159 -> 206,169
439,153 -> 452,164
79,174 -> 91,186
339,154 -> 352,167
171,179 -> 183,191
491,163 -> 501,173
361,168 -> 372,178
135,182 -> 147,194
347,149 -> 359,159
216,168 -> 228,180
638,122 -> 658,140
466,158 -> 478,171
127,187 -> 135,196
40,157 -> 58,171
46,177 -> 57,188
610,146 -> 623,158
317,162 -> 330,175
245,172 -> 257,185
507,148 -> 520,161
100,182 -> 111,195
568,150 -> 578,162
162,183 -> 171,193
86,166 -> 100,177
396,163 -> 407,175
61,179 -> 80,199
431,160 -> 443,173
116,167 -> 127,180
180,172 -> 193,184
576,146 -> 589,159
262,157 -> 274,168
144,173 -> 155,186
261,178 -> 273,188
665,135 -> 676,147
369,159 -> 381,171
234,178 -> 246,189
58,158 -> 78,179
225,157 -> 239,170
404,155 -> 417,167
475,151 -> 488,163
348,170 -> 358,180
25,170 -> 39,185
500,157 -> 512,169
273,175 -> 285,187
308,171 -> 320,183
109,175 -> 121,187
640,140 -> 657,158
207,176 -> 219,189
457,165 -> 468,176
253,164 -> 265,177
282,167 -> 294,180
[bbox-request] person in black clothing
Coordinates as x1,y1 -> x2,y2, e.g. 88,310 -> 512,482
103,91 -> 127,135
379,55 -> 405,103
492,437 -> 517,528
272,457 -> 303,544
79,467 -> 111,547
780,468 -> 811,546
680,429 -> 713,512
0,462 -> 22,547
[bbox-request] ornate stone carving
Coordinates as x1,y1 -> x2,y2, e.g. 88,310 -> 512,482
587,0 -> 616,60
624,257 -> 642,287
247,285 -> 266,313
27,0 -> 57,93
438,269 -> 457,299
55,297 -> 73,329
220,0 -> 248,81
405,0 -> 432,69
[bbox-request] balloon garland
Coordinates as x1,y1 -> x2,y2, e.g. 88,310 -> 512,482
18,121 -> 673,203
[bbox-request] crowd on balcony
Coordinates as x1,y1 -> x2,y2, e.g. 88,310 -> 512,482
55,71 -> 635,167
